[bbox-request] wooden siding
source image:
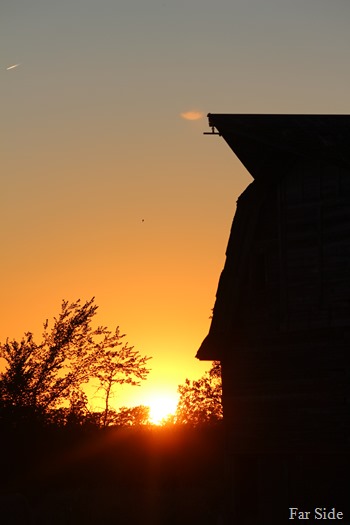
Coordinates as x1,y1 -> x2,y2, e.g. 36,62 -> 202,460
219,161 -> 350,335
281,161 -> 350,330
209,160 -> 350,453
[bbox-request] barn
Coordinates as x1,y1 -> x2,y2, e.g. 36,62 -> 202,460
197,114 -> 350,523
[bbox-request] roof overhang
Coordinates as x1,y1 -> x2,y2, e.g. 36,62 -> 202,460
207,114 -> 350,180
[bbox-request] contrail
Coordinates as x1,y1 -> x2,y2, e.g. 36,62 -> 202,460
6,63 -> 20,70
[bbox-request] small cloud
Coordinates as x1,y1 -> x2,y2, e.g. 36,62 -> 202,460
180,110 -> 203,121
6,63 -> 21,71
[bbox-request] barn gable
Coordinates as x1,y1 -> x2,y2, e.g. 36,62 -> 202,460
198,114 -> 350,362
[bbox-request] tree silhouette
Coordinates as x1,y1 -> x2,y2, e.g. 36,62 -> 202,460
175,361 -> 223,425
0,298 -> 151,427
112,405 -> 150,426
92,330 -> 151,427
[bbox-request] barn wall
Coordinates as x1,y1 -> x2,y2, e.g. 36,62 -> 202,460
220,160 -> 350,454
281,160 -> 350,330
198,114 -> 350,523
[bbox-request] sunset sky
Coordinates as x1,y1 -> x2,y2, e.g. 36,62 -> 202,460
2,1 -> 350,415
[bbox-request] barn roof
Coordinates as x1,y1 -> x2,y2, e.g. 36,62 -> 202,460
206,114 -> 350,180
196,114 -> 350,361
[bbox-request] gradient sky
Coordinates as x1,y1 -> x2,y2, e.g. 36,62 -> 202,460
2,0 -> 350,412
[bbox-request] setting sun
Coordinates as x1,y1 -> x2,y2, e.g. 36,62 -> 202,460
146,393 -> 179,425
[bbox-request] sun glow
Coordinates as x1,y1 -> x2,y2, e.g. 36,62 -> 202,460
146,393 -> 179,425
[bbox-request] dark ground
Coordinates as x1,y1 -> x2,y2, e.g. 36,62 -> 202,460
0,424 -> 225,525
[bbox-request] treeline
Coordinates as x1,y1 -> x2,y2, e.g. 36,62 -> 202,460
0,298 -> 223,431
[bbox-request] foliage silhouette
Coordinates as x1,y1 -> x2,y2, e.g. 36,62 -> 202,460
93,331 -> 151,427
0,298 -> 151,428
175,361 -> 223,425
113,405 -> 150,426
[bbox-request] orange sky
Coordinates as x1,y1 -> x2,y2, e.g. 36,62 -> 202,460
2,1 -> 350,413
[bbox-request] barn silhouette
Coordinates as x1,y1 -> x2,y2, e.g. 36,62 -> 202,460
197,114 -> 350,523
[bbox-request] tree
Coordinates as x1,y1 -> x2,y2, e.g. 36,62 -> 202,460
175,361 -> 223,426
112,405 -> 150,427
0,298 -> 151,427
92,329 -> 151,427
0,299 -> 98,425
45,390 -> 91,428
